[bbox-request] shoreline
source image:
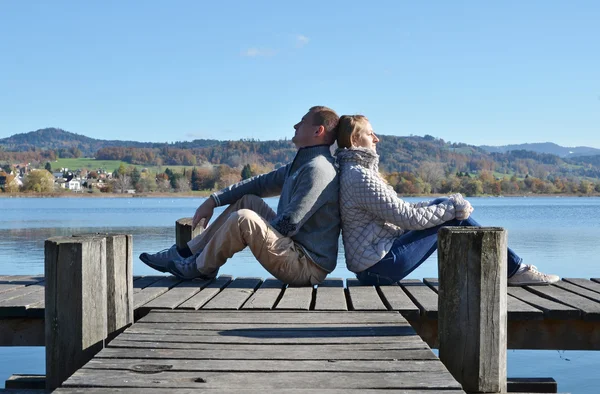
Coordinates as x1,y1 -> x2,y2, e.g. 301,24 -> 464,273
1,192 -> 599,199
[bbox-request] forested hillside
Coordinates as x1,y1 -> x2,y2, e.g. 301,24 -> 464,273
2,128 -> 600,195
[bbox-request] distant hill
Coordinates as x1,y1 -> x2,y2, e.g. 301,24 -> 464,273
2,127 -> 600,181
0,128 -> 220,156
479,142 -> 600,158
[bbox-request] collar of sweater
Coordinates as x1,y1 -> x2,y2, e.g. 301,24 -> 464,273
335,147 -> 380,172
290,144 -> 332,174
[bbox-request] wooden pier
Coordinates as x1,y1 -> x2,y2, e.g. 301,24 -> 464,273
0,225 -> 594,392
2,274 -> 600,350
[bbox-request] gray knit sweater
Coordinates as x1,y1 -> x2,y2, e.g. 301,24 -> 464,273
337,147 -> 465,273
211,145 -> 340,273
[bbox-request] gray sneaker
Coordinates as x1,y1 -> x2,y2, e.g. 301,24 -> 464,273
139,244 -> 181,273
508,264 -> 560,286
167,253 -> 218,281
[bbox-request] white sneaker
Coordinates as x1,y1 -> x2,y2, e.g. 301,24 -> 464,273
508,265 -> 560,286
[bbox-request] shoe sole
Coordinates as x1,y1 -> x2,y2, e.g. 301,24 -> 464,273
139,253 -> 168,273
508,281 -> 559,286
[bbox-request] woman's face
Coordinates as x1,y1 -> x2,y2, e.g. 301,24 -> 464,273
352,121 -> 380,150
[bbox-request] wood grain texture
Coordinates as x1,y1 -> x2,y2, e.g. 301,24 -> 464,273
437,227 -> 507,393
202,277 -> 262,310
314,279 -> 347,311
242,278 -> 284,310
45,236 -> 108,390
346,279 -> 387,311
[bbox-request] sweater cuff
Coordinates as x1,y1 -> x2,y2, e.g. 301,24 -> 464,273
210,193 -> 221,207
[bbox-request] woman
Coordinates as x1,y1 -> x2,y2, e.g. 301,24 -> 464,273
335,114 -> 559,286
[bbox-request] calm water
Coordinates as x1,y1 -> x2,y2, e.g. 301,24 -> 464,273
1,196 -> 599,392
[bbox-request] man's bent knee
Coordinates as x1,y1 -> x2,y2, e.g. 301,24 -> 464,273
237,194 -> 264,206
232,209 -> 267,232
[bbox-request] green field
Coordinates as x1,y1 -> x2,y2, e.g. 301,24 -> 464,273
52,158 -> 199,174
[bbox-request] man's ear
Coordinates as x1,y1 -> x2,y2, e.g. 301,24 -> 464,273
315,125 -> 325,137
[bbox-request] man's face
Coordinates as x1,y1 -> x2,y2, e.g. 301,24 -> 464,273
292,110 -> 319,148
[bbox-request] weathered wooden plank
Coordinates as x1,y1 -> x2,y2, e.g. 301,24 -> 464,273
555,280 -> 600,303
62,370 -> 462,390
0,280 -> 44,303
276,286 -> 313,310
242,278 -> 284,310
140,278 -> 214,311
138,311 -> 405,324
563,278 -> 600,294
507,287 -> 580,319
107,341 -> 427,350
346,279 -> 387,311
95,347 -> 437,360
177,276 -> 233,310
507,377 -> 557,393
525,285 -> 600,321
0,289 -> 45,317
399,279 -> 438,318
4,374 -> 45,390
55,388 -> 465,393
201,277 -> 262,310
113,328 -> 420,344
133,277 -> 182,310
314,278 -> 347,311
26,299 -> 45,318
377,284 -> 419,319
0,317 -> 44,346
83,358 -> 444,372
45,235 -> 108,390
424,278 -> 543,321
133,276 -> 165,293
0,276 -> 44,295
126,322 -> 412,332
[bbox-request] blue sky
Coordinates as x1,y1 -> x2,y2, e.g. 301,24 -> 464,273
1,1 -> 599,147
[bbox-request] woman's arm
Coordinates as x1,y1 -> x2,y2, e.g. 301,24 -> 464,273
350,169 -> 465,230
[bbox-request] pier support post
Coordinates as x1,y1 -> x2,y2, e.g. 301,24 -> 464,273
176,217 -> 203,248
104,234 -> 133,338
45,235 -> 107,390
438,227 -> 507,393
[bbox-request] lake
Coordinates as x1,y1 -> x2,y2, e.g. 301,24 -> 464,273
1,196 -> 599,392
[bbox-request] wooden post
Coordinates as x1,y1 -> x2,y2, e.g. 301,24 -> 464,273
104,234 -> 133,337
72,233 -> 134,338
438,227 -> 507,393
45,235 -> 107,390
176,217 -> 203,249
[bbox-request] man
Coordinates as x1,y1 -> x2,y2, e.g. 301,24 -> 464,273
140,106 -> 341,286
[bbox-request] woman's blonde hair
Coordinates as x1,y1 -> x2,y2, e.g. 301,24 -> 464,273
336,115 -> 369,149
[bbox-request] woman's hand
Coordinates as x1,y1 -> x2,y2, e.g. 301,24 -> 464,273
448,193 -> 474,220
193,197 -> 216,229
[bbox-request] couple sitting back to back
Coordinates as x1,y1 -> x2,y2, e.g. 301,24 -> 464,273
141,107 -> 559,287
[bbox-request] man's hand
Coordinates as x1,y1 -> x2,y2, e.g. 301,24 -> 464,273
193,197 -> 216,229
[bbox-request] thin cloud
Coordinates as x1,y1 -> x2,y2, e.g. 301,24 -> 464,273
296,34 -> 309,48
185,132 -> 206,139
241,47 -> 276,57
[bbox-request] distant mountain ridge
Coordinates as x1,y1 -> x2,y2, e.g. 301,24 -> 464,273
2,128 -> 600,181
479,142 -> 600,158
0,128 -> 219,156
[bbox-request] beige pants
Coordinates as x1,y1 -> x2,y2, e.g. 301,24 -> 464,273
187,195 -> 328,286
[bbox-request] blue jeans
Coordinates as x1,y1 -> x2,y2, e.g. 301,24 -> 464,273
356,198 -> 522,286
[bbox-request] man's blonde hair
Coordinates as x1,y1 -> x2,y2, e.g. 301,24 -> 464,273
337,115 -> 369,148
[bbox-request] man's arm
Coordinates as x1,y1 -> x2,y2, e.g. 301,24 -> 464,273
192,165 -> 288,229
270,164 -> 337,237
